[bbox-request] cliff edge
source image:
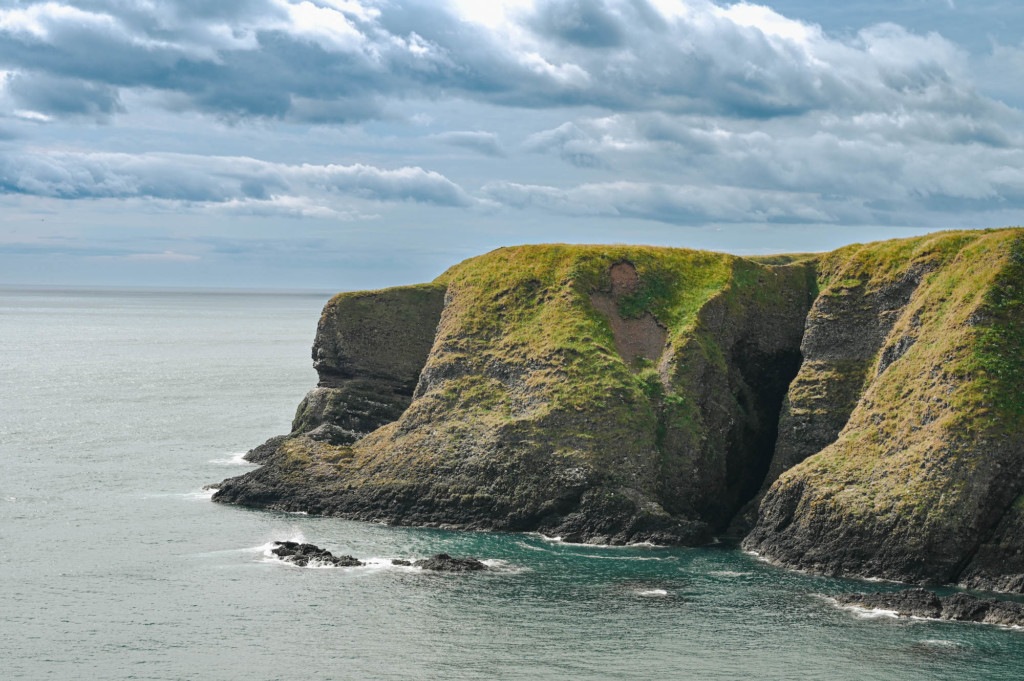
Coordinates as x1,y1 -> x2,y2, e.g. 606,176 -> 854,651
744,229 -> 1024,591
215,245 -> 814,544
214,229 -> 1024,591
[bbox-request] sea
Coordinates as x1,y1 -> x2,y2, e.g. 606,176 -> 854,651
3,286 -> 1024,681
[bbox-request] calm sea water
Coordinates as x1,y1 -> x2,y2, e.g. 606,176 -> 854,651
3,286 -> 1024,681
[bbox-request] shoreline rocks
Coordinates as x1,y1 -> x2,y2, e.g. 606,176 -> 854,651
412,553 -> 487,572
836,588 -> 1024,628
270,543 -> 487,572
271,541 -> 363,567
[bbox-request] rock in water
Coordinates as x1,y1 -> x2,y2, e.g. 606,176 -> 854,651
412,554 -> 486,572
271,541 -> 363,567
836,588 -> 1024,628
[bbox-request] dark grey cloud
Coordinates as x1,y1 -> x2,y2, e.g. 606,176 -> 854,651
6,72 -> 123,119
531,0 -> 626,48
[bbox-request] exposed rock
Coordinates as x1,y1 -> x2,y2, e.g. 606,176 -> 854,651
836,588 -> 1024,627
241,285 -> 446,462
391,559 -> 412,566
244,434 -> 289,464
270,541 -> 363,567
412,553 -> 487,572
745,230 -> 1024,588
214,229 -> 1024,592
215,246 -> 814,545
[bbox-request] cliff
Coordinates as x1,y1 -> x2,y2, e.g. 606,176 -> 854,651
215,245 -> 814,544
744,229 -> 1024,591
214,228 -> 1024,591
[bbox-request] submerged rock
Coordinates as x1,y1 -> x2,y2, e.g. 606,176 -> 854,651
836,588 -> 1024,628
271,541 -> 363,567
412,554 -> 486,572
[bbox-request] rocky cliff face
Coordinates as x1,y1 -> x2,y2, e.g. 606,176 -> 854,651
215,245 -> 813,544
743,229 -> 1024,591
243,283 -> 445,461
214,229 -> 1024,591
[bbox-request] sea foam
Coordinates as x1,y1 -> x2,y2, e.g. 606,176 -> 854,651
209,451 -> 255,466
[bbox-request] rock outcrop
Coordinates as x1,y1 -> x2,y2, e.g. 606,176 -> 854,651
412,554 -> 487,572
270,541 -> 363,567
215,229 -> 1024,592
744,229 -> 1024,590
836,588 -> 1024,628
216,245 -> 814,545
243,283 -> 446,460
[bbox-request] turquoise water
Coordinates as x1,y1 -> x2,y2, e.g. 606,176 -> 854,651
3,287 -> 1024,680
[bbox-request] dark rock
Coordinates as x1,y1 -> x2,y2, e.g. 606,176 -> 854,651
214,250 -> 813,546
244,434 -> 289,464
270,541 -> 363,568
412,553 -> 486,572
835,588 -> 1024,627
391,559 -> 412,566
837,588 -> 941,619
743,231 -> 1024,590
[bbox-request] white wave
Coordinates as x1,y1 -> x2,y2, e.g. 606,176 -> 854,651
535,533 -> 667,549
637,589 -> 669,597
209,451 -> 255,466
578,554 -> 665,561
709,570 -> 752,577
482,558 -> 528,574
515,540 -> 554,553
921,639 -> 963,647
849,607 -> 900,620
186,488 -> 217,500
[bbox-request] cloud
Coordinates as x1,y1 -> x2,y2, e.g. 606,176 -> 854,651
483,179 -> 840,224
530,0 -> 626,48
1,0 -> 1022,237
0,0 -> 1007,123
123,250 -> 201,262
431,130 -> 506,157
0,150 -> 474,211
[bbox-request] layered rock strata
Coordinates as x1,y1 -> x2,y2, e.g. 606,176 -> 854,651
244,283 -> 446,463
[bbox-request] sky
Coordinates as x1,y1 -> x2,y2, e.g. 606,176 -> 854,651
1,0 -> 1023,290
